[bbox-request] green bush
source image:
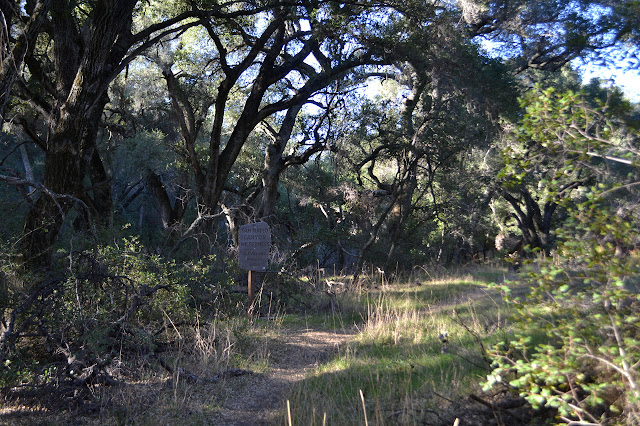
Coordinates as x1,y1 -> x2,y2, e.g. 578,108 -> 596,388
0,233 -> 233,392
485,84 -> 640,424
486,193 -> 640,423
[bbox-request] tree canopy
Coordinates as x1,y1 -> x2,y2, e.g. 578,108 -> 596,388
0,1 -> 639,419
1,0 -> 637,265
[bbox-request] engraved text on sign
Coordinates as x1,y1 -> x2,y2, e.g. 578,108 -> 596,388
238,222 -> 271,271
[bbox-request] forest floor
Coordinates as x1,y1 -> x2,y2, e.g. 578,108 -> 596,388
1,267 -> 510,425
205,326 -> 355,425
0,322 -> 356,425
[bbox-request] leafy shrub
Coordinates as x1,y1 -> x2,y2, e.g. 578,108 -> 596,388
486,193 -> 640,424
0,233 -> 232,399
485,85 -> 640,424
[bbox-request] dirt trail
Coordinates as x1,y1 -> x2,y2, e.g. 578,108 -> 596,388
209,327 -> 354,425
0,326 -> 354,426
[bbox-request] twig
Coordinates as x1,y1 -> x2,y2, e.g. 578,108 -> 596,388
157,356 -> 253,384
360,389 -> 369,426
469,394 -> 527,422
449,311 -> 492,368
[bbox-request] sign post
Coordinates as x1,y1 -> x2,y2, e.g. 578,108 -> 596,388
238,222 -> 271,312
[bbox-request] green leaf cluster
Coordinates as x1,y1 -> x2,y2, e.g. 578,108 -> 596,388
486,88 -> 640,424
0,233 -> 234,389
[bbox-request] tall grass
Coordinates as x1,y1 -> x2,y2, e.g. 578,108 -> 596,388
285,267 -> 512,425
0,267 -> 511,425
0,314 -> 282,425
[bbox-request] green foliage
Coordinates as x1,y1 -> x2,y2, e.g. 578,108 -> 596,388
486,195 -> 640,423
502,84 -> 636,183
485,86 -> 640,424
2,0 -> 640,417
494,83 -> 638,253
499,86 -> 598,192
287,272 -> 508,425
0,233 -> 233,389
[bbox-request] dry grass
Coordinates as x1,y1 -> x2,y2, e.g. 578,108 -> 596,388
285,266 -> 513,425
0,315 -> 280,425
0,266 -> 511,425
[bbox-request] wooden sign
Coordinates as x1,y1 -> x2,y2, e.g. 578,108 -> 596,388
238,221 -> 271,271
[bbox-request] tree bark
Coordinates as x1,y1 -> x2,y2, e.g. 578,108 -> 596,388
259,104 -> 303,218
20,0 -> 137,268
146,170 -> 188,230
351,193 -> 399,287
74,94 -> 113,229
8,0 -> 205,267
385,159 -> 418,269
19,144 -> 35,200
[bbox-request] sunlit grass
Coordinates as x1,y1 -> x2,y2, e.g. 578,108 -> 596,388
285,267 -> 514,425
0,267 -> 514,425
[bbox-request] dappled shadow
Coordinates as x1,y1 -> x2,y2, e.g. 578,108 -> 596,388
0,273 -> 519,425
281,280 -> 528,425
204,326 -> 355,425
0,326 -> 355,426
284,339 -> 532,426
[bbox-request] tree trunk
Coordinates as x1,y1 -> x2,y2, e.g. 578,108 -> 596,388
501,189 -> 550,254
260,146 -> 284,218
258,105 -> 302,218
351,194 -> 399,287
146,170 -> 188,230
385,160 -> 418,269
21,143 -> 84,267
74,94 -> 113,230
19,144 -> 35,200
20,0 -> 137,268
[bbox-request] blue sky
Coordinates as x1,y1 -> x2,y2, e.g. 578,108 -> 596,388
480,39 -> 640,104
579,63 -> 640,103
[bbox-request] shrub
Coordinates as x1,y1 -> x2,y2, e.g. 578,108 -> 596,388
485,192 -> 640,424
0,234 -> 232,402
485,84 -> 640,424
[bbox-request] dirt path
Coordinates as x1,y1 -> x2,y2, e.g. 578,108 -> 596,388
209,327 -> 354,425
0,326 -> 354,426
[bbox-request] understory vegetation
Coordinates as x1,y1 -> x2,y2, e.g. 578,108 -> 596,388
2,249 -> 640,425
1,266 -> 516,425
287,269 -> 512,425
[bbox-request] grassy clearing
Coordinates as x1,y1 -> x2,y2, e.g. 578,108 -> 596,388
0,266 -> 514,425
285,266 -> 514,425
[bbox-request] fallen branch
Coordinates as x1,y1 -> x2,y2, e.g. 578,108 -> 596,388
157,356 -> 253,384
469,393 -> 528,423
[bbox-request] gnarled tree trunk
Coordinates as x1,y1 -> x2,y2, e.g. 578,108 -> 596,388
20,0 -> 137,268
